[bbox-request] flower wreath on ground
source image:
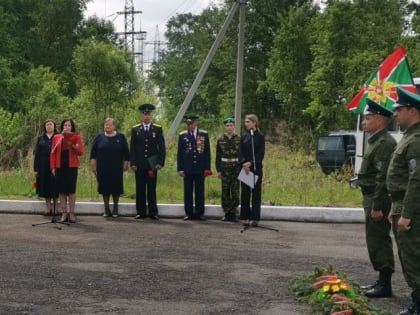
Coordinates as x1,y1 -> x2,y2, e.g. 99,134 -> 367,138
289,265 -> 392,315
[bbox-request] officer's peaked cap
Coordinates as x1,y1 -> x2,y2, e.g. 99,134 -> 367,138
365,99 -> 393,117
138,103 -> 156,113
394,87 -> 420,109
184,115 -> 199,123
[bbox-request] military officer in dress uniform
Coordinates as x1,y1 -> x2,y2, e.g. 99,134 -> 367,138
130,103 -> 166,220
358,99 -> 396,298
387,87 -> 420,315
177,115 -> 211,220
215,117 -> 241,222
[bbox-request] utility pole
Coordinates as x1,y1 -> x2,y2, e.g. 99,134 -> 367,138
165,1 -> 242,145
234,0 -> 247,135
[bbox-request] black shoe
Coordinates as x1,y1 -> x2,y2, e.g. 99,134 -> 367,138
103,212 -> 111,217
251,220 -> 259,227
230,215 -> 239,222
360,281 -> 379,290
364,283 -> 392,298
183,216 -> 191,221
135,214 -> 146,219
150,215 -> 159,220
198,215 -> 206,221
221,216 -> 229,221
398,303 -> 415,315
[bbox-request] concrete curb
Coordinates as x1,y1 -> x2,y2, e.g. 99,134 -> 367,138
0,200 -> 364,223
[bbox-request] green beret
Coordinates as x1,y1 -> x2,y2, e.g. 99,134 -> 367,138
223,117 -> 235,124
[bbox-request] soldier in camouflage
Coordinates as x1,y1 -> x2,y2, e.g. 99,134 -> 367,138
357,99 -> 396,298
387,87 -> 420,315
215,117 -> 241,222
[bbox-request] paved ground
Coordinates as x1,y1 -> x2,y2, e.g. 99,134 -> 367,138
0,214 -> 412,315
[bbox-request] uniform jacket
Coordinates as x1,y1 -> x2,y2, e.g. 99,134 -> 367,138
387,122 -> 420,218
50,133 -> 84,169
358,128 -> 396,210
237,130 -> 265,173
130,123 -> 165,170
215,134 -> 240,173
177,128 -> 211,174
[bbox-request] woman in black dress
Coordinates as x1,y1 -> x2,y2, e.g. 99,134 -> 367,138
34,119 -> 59,215
90,118 -> 130,217
238,114 -> 265,227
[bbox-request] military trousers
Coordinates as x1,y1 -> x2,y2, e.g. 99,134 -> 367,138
183,173 -> 205,218
363,193 -> 394,272
398,213 -> 420,299
135,169 -> 158,216
220,165 -> 240,214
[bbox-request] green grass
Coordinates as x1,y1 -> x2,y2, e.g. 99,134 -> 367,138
0,143 -> 362,207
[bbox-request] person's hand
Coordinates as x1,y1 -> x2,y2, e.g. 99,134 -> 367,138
398,217 -> 411,232
51,168 -> 56,176
72,143 -> 79,150
178,171 -> 185,177
243,162 -> 251,175
34,172 -> 39,177
131,165 -> 138,172
371,209 -> 383,221
156,164 -> 162,170
204,170 -> 212,177
217,172 -> 223,179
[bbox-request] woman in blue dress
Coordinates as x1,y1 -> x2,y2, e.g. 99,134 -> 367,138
33,119 -> 59,215
90,118 -> 130,217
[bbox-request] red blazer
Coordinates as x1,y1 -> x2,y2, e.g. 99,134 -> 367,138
50,133 -> 84,169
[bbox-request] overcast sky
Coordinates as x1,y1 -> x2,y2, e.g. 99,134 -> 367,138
85,0 -> 217,65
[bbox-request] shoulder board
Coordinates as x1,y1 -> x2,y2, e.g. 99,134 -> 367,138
199,129 -> 208,133
152,123 -> 161,127
133,123 -> 141,128
179,130 -> 187,135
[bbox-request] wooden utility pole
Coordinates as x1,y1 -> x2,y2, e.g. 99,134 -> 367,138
165,1 -> 241,145
234,0 -> 247,135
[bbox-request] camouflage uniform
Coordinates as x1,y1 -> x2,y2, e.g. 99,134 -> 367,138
216,133 -> 240,218
387,122 -> 420,304
358,128 -> 396,287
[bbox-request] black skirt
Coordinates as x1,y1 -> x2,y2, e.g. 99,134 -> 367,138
55,167 -> 78,194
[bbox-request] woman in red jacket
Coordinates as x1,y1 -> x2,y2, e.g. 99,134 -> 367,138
50,119 -> 84,223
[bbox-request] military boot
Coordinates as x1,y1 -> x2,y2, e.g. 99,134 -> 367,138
397,298 -> 420,315
365,269 -> 392,298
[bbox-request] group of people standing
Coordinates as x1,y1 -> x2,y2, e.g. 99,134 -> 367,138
34,118 -> 84,223
33,105 -> 266,228
358,87 -> 420,315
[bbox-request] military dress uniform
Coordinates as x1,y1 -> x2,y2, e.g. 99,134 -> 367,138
130,108 -> 165,219
358,99 -> 396,298
216,132 -> 240,221
177,126 -> 211,219
387,87 -> 420,314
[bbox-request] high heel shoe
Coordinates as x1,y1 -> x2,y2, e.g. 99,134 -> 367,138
69,213 -> 76,223
60,213 -> 68,222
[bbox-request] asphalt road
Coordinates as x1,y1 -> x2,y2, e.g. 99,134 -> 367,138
0,214 -> 411,315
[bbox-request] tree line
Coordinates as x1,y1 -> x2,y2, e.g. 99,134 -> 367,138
2,0 -> 420,169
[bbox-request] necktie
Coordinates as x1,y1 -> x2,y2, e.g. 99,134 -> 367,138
145,126 -> 148,133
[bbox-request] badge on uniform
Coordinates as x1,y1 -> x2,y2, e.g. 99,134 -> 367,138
409,158 -> 417,172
